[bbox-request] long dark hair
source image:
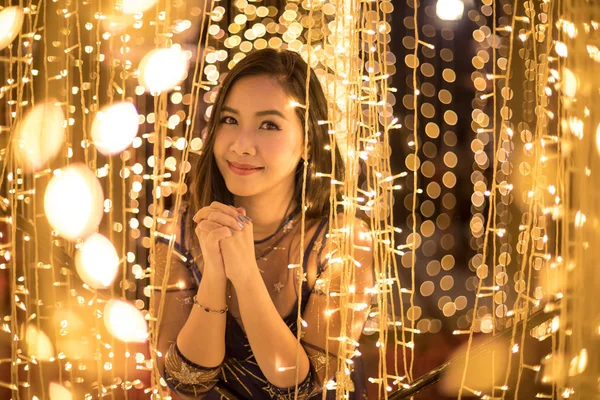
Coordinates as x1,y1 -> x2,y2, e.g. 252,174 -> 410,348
185,48 -> 344,247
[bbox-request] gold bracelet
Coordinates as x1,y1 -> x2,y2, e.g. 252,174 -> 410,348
192,296 -> 228,314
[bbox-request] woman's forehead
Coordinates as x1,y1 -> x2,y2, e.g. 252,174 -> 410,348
225,76 -> 293,111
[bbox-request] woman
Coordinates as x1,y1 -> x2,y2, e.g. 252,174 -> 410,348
153,48 -> 374,399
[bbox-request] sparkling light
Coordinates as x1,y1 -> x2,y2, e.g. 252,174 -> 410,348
43,164 -> 104,241
14,100 -> 65,172
91,102 -> 139,156
138,45 -> 189,94
76,233 -> 120,289
104,299 -> 149,343
25,325 -> 55,362
436,0 -> 465,21
121,0 -> 158,14
0,6 -> 24,51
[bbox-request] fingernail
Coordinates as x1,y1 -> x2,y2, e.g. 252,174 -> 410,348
243,215 -> 252,222
237,221 -> 244,229
237,215 -> 246,224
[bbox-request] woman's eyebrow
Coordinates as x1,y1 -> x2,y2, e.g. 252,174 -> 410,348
221,106 -> 287,120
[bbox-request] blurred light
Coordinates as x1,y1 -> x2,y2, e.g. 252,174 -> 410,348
568,349 -> 588,376
14,100 -> 65,172
138,45 -> 189,94
121,0 -> 158,14
44,164 -> 104,241
26,325 -> 55,362
102,14 -> 135,35
76,233 -> 120,289
0,6 -> 24,51
104,299 -> 148,343
436,0 -> 464,21
49,382 -> 72,400
562,68 -> 577,98
92,102 -> 139,156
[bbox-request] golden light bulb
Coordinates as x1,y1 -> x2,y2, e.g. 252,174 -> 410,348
92,102 -> 139,156
104,299 -> 148,343
562,68 -> 577,98
121,0 -> 158,14
436,0 -> 464,21
43,164 -> 104,241
138,45 -> 189,94
76,233 -> 120,289
14,100 -> 65,172
25,325 -> 55,362
0,6 -> 24,51
49,382 -> 72,400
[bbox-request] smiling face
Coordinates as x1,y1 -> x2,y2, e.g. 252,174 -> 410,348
212,75 -> 305,199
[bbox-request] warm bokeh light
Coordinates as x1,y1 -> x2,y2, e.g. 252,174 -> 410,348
92,102 -> 139,156
14,100 -> 65,172
0,6 -> 24,51
569,349 -> 588,376
121,0 -> 159,14
104,299 -> 149,343
76,233 -> 120,289
43,164 -> 104,241
49,382 -> 73,400
436,0 -> 464,21
52,309 -> 95,360
138,45 -> 189,94
25,325 -> 55,362
563,68 -> 578,98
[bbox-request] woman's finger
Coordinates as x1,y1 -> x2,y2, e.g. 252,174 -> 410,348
210,201 -> 246,220
206,210 -> 245,231
206,226 -> 233,243
197,220 -> 222,233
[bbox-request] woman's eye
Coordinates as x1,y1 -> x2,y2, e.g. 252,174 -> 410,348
220,116 -> 237,125
261,121 -> 281,131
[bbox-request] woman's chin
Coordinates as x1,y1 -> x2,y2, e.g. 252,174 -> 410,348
225,182 -> 260,198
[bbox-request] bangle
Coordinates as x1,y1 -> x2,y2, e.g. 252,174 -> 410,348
192,296 -> 228,314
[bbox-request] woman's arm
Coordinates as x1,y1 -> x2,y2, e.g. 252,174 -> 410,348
152,216 -> 228,398
234,267 -> 312,388
176,270 -> 228,367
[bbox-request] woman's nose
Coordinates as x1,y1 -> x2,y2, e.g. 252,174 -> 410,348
229,128 -> 256,156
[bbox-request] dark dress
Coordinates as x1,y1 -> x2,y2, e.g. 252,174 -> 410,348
158,215 -> 368,400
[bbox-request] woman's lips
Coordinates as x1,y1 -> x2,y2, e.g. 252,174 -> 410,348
227,162 -> 263,176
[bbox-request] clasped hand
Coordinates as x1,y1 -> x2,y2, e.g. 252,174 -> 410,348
193,201 -> 257,287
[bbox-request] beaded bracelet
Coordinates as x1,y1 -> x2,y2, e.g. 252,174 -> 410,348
192,296 -> 228,314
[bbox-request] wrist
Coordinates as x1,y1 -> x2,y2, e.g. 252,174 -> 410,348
230,265 -> 261,292
202,269 -> 228,284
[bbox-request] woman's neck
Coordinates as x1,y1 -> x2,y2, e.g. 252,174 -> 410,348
234,192 -> 297,241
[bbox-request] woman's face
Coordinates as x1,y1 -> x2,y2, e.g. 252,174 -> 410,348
213,75 -> 304,199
